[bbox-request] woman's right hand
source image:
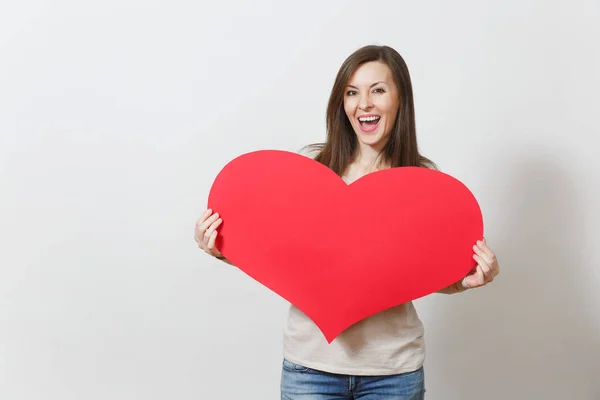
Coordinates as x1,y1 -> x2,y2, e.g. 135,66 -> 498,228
194,208 -> 224,258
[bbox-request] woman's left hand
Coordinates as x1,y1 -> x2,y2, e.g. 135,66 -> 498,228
461,238 -> 500,290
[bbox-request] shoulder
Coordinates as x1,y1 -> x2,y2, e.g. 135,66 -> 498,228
300,143 -> 324,156
298,143 -> 325,161
418,156 -> 439,171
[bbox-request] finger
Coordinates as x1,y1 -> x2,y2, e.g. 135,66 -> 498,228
473,243 -> 494,266
195,209 -> 213,227
195,209 -> 213,242
460,275 -> 471,289
473,254 -> 491,275
476,257 -> 497,284
477,239 -> 496,260
475,265 -> 485,286
464,265 -> 485,288
204,218 -> 223,243
198,212 -> 220,238
206,230 -> 219,251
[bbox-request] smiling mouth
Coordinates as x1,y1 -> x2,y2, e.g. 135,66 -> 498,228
358,116 -> 381,133
358,116 -> 381,127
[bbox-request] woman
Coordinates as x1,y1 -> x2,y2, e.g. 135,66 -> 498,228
194,45 -> 500,399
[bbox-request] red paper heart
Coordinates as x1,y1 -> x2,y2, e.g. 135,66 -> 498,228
208,150 -> 483,342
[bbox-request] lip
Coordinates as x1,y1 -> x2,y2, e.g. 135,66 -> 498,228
357,114 -> 381,133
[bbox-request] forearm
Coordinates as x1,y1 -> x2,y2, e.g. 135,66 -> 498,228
437,280 -> 468,294
216,255 -> 235,266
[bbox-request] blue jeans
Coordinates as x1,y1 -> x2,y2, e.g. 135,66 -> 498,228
280,359 -> 425,399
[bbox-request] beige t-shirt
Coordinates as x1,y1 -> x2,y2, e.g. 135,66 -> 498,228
282,173 -> 426,376
282,302 -> 425,376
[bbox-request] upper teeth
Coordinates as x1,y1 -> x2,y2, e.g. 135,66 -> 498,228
359,116 -> 380,122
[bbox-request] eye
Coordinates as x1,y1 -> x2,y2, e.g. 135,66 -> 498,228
373,87 -> 385,93
346,90 -> 357,96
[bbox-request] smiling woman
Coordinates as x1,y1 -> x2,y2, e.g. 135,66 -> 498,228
194,44 -> 500,400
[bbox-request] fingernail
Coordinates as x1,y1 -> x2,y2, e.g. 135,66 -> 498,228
205,209 -> 212,215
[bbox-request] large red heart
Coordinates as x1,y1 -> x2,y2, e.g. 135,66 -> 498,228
208,150 -> 483,342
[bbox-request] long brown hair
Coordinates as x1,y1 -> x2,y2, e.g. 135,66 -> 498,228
304,45 -> 436,175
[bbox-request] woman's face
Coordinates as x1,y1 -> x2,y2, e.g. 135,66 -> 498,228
343,61 -> 400,151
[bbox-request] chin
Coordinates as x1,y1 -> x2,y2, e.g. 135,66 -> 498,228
357,133 -> 384,147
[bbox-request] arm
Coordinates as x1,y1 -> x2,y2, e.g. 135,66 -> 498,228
437,280 -> 468,295
216,255 -> 235,267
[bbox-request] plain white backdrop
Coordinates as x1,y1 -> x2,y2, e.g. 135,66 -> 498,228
1,0 -> 599,399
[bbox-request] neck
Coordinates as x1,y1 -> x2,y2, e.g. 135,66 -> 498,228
354,143 -> 387,171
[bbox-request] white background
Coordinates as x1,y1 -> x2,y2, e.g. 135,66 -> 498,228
1,1 -> 599,399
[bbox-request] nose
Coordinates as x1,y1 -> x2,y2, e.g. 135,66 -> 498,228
359,93 -> 372,111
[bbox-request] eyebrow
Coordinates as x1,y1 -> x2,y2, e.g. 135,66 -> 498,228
346,81 -> 388,89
